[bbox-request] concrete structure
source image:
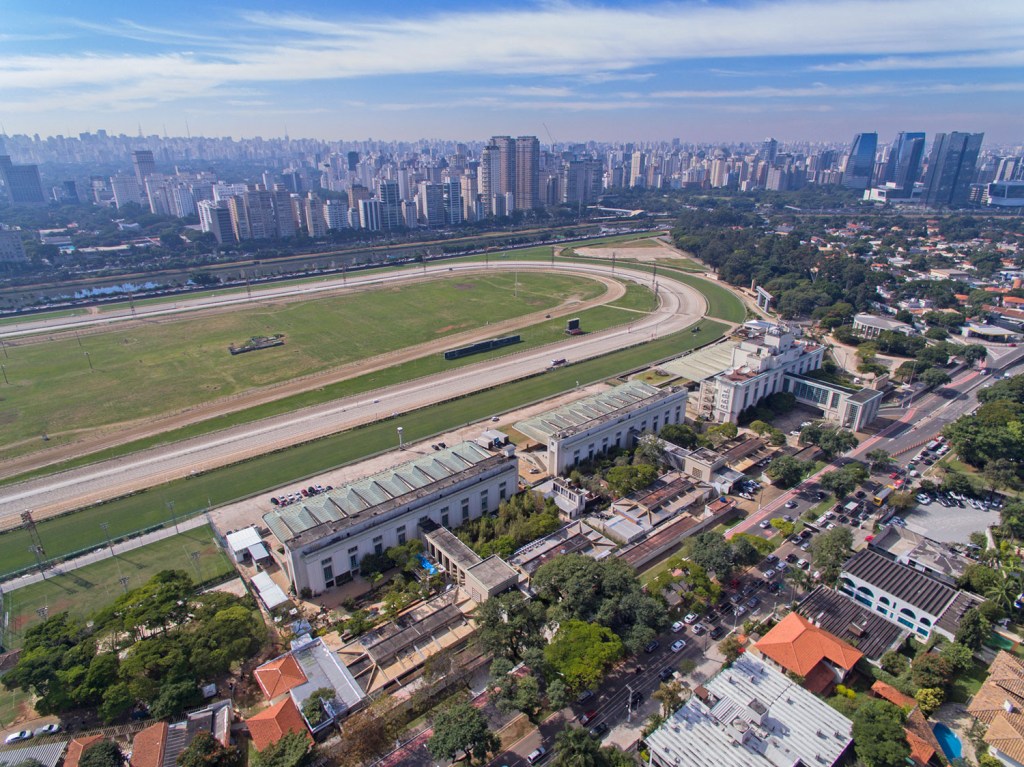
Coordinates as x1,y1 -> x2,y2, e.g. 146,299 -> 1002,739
0,155 -> 46,204
225,526 -> 271,565
839,548 -> 983,640
965,323 -> 1021,343
752,612 -> 863,695
423,527 -> 519,603
263,442 -> 517,595
509,520 -> 617,578
755,286 -> 774,312
852,313 -> 916,339
0,226 -> 27,264
695,323 -> 881,431
514,381 -> 687,475
869,525 -> 972,586
646,654 -> 853,767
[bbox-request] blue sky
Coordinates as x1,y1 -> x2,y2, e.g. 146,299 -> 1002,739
1,0 -> 1022,144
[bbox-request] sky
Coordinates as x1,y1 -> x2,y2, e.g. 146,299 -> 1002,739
1,0 -> 1023,145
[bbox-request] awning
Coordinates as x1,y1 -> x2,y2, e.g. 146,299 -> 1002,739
248,543 -> 271,561
252,571 -> 289,610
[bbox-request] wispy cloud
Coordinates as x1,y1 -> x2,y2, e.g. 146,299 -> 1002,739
811,49 -> 1024,72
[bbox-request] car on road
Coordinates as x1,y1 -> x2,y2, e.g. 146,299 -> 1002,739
692,623 -> 707,636
784,501 -> 797,509
527,746 -> 548,764
5,732 -> 32,745
671,621 -> 685,633
576,689 -> 595,704
579,710 -> 598,725
759,519 -> 771,529
491,416 -> 500,422
671,639 -> 687,653
590,722 -> 610,738
684,612 -> 699,624
659,667 -> 675,682
644,640 -> 660,653
783,515 -> 794,522
33,724 -> 60,737
710,625 -> 726,640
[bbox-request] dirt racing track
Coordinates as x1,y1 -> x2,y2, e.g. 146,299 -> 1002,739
0,260 -> 712,524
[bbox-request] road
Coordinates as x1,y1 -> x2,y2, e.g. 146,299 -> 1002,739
0,260 -> 712,524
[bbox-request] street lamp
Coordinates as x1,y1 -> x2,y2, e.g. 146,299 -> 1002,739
396,426 -> 404,450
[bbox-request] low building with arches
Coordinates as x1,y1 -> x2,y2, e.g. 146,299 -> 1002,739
838,548 -> 983,641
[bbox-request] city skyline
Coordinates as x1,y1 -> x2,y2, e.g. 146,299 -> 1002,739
2,0 -> 1023,143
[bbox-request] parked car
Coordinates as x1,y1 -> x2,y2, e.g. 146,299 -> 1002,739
671,621 -> 685,633
710,625 -> 726,640
746,596 -> 761,609
659,667 -> 675,682
644,640 -> 660,653
684,612 -> 699,624
671,639 -> 687,653
527,746 -> 548,765
576,689 -> 595,704
761,569 -> 776,579
5,732 -> 32,745
579,710 -> 598,725
759,519 -> 771,529
692,623 -> 707,636
590,722 -> 610,738
33,724 -> 60,737
785,501 -> 797,509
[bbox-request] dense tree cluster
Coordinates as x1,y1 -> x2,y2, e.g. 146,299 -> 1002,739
943,375 -> 1024,492
3,571 -> 265,722
457,493 -> 562,559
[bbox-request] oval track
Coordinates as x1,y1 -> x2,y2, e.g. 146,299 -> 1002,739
0,261 -> 711,522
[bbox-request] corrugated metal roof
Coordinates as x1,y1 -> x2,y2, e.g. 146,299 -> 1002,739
0,740 -> 68,767
264,441 -> 493,542
514,380 -> 663,442
842,548 -> 957,617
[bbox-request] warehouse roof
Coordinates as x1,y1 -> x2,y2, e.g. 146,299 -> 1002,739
841,549 -> 957,617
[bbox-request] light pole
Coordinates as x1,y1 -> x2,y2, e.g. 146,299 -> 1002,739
397,426 -> 404,450
626,683 -> 634,723
1,364 -> 7,385
84,351 -> 93,371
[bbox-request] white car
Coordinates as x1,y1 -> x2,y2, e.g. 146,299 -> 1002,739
5,731 -> 32,745
684,612 -> 699,624
527,746 -> 548,765
671,639 -> 687,653
33,724 -> 60,737
759,519 -> 771,529
671,621 -> 685,633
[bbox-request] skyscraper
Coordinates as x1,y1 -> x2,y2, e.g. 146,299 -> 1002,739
882,132 -> 926,194
417,182 -> 446,228
132,150 -> 156,187
841,133 -> 878,189
478,144 -> 500,216
0,155 -> 46,204
378,179 -> 402,230
922,132 -> 984,208
760,138 -> 779,166
110,174 -> 143,208
514,136 -> 540,210
491,136 -> 516,199
443,181 -> 463,225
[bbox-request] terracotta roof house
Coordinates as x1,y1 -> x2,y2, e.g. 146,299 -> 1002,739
752,612 -> 863,695
254,653 -> 308,699
871,680 -> 917,710
129,723 -> 168,767
247,697 -> 312,752
985,712 -> 1024,766
64,735 -> 105,767
968,650 -> 1024,724
904,709 -> 941,767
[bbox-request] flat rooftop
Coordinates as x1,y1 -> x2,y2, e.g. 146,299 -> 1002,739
869,525 -> 970,583
514,380 -> 673,442
662,340 -> 739,382
263,441 -> 503,546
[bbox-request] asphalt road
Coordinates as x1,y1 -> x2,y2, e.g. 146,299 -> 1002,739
0,260 -> 711,522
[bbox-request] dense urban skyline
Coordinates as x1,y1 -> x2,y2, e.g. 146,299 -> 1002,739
2,0 -> 1023,143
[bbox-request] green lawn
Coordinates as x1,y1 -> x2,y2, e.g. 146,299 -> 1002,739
0,319 -> 728,577
0,686 -> 32,727
3,524 -> 232,647
949,657 -> 990,703
1,272 -> 600,460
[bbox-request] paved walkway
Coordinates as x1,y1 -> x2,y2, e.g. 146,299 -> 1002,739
1,512 -> 210,591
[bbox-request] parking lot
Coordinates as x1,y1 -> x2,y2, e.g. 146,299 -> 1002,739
900,495 -> 999,544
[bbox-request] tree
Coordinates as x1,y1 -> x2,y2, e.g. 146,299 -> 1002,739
941,471 -> 974,497
177,732 -> 242,767
112,570 -> 194,637
765,455 -> 807,488
99,682 -> 134,724
544,620 -> 623,694
333,697 -> 401,767
187,606 -> 266,679
660,423 -> 701,449
914,687 -> 944,717
633,433 -> 665,467
705,421 -> 738,446
819,463 -> 867,499
300,688 -> 335,727
251,731 -> 312,767
427,702 -> 500,765
800,425 -> 858,458
605,464 -> 658,496
921,368 -> 952,389
879,651 -> 909,677
550,728 -> 633,767
652,680 -> 687,717
748,420 -> 772,435
984,458 -> 1021,495
865,449 -> 894,472
851,700 -> 910,767
475,591 -> 546,661
986,574 -> 1023,616
545,678 -> 571,710
719,636 -> 743,665
962,344 -> 989,365
488,659 -> 543,722
939,642 -> 974,673
910,653 -> 952,689
150,679 -> 203,720
79,742 -> 125,767
809,526 -> 853,585
689,532 -> 735,581
959,563 -> 1002,596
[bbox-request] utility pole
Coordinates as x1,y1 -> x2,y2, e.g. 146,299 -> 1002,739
84,351 -> 93,371
1,364 -> 7,385
626,683 -> 634,722
0,337 -> 7,358
167,500 -> 179,534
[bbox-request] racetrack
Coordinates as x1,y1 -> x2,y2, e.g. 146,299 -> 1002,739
0,260 -> 712,525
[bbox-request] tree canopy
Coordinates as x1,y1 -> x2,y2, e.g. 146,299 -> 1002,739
543,620 -> 623,694
427,702 -> 500,765
851,700 -> 910,767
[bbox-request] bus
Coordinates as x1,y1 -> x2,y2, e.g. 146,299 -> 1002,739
873,487 -> 893,507
550,358 -> 568,368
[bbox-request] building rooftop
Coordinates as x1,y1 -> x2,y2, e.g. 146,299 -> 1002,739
797,585 -> 907,660
263,441 -> 502,547
968,651 -> 1024,724
754,612 -> 864,678
255,653 -> 308,699
425,528 -> 482,573
289,636 -> 367,717
65,736 -> 105,767
466,555 -> 519,591
0,741 -> 68,767
509,520 -> 616,576
871,680 -> 918,710
129,725 -> 167,767
363,603 -> 467,667
854,313 -> 914,332
645,654 -> 853,767
662,341 -> 739,382
514,380 -> 673,442
869,525 -> 971,584
841,548 -> 957,617
247,697 -> 311,752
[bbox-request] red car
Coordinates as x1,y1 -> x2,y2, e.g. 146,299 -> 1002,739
889,471 -> 900,479
579,710 -> 598,725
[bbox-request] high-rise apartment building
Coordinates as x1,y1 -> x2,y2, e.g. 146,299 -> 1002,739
273,189 -> 297,238
514,136 -> 540,210
110,174 -> 143,208
378,179 -> 402,230
841,133 -> 878,189
491,136 -> 516,199
478,144 -> 500,215
443,180 -> 463,225
0,155 -> 47,204
417,182 -> 446,228
459,174 -> 479,222
198,200 -> 235,244
922,132 -> 984,208
324,199 -> 347,230
760,137 -> 779,166
132,150 -> 156,187
359,198 -> 381,231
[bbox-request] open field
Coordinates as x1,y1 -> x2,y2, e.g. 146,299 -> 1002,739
588,237 -> 663,248
0,320 -> 727,577
1,280 -> 655,485
2,524 -> 232,646
0,272 -> 600,458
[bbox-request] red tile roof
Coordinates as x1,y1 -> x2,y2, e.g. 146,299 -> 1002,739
754,612 -> 863,677
247,697 -> 311,752
255,654 -> 308,699
871,680 -> 918,710
129,722 -> 167,767
66,735 -> 106,767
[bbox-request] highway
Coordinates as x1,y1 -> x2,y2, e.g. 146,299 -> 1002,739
0,260 -> 712,523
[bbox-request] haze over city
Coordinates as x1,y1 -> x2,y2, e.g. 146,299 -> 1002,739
2,0 -> 1024,142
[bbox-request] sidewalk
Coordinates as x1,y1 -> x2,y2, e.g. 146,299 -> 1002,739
1,513 -> 210,592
